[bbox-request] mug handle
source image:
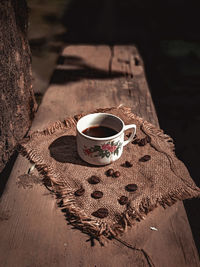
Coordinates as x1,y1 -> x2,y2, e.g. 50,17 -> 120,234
123,124 -> 137,147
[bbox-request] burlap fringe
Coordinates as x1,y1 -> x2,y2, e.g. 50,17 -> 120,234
19,106 -> 200,244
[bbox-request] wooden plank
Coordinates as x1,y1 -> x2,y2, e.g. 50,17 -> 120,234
31,45 -> 158,130
0,45 -> 199,267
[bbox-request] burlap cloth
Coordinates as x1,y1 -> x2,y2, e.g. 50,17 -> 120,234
20,106 -> 200,242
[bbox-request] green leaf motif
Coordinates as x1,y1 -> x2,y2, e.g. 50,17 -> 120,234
94,145 -> 101,152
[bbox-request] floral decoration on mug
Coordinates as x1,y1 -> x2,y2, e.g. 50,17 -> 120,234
83,141 -> 122,158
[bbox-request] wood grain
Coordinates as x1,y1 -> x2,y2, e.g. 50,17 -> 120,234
0,45 -> 199,267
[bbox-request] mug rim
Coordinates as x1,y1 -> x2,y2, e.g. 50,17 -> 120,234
76,113 -> 124,141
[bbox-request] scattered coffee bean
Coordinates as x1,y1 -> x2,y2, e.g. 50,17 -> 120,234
124,160 -> 133,167
106,168 -> 114,176
74,187 -> 85,196
113,171 -> 121,178
132,138 -> 140,144
92,208 -> 109,218
118,196 -> 128,205
139,155 -> 151,162
138,138 -> 147,146
88,175 -> 100,184
125,184 -> 138,192
146,135 -> 151,143
91,191 -> 103,199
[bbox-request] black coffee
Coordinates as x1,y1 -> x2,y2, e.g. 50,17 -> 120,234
82,126 -> 118,138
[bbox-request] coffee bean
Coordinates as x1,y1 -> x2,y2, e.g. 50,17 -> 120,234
113,171 -> 120,178
146,135 -> 151,143
139,155 -> 151,162
74,187 -> 85,196
91,191 -> 103,199
124,160 -> 133,167
88,175 -> 100,184
138,138 -> 147,146
106,168 -> 114,176
92,208 -> 109,218
118,196 -> 128,205
125,184 -> 138,192
132,138 -> 140,144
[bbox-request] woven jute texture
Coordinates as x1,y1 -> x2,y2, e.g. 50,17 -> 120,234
20,106 -> 200,242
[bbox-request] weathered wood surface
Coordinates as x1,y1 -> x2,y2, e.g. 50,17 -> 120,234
0,1 -> 37,173
0,45 -> 199,267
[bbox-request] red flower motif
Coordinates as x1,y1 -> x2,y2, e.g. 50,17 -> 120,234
83,147 -> 93,156
101,144 -> 111,151
109,146 -> 117,152
101,143 -> 117,152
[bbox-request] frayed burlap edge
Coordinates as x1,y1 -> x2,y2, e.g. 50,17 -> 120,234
19,106 -> 200,244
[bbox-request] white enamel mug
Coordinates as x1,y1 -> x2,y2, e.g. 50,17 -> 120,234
76,113 -> 136,165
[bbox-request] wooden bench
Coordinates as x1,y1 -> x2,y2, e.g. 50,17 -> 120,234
0,45 -> 199,267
